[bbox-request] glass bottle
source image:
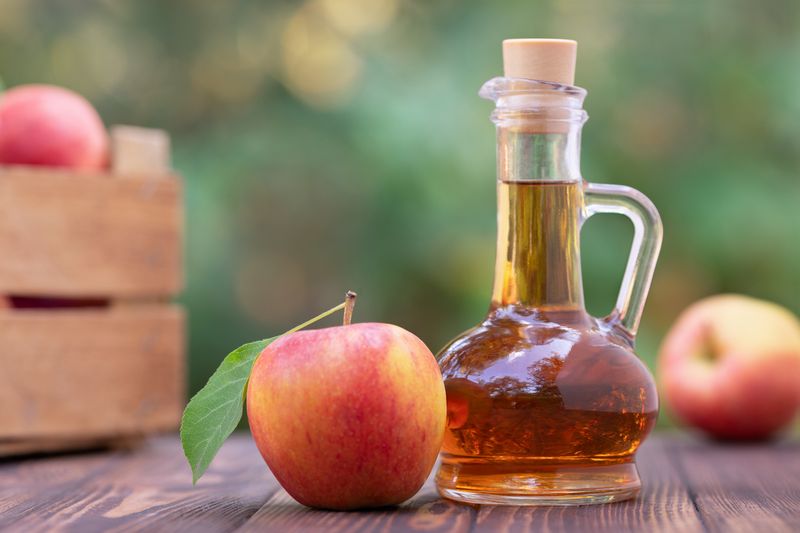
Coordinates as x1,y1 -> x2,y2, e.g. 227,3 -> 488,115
436,39 -> 663,505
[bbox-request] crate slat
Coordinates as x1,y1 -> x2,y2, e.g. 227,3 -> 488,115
0,167 -> 182,297
111,125 -> 171,175
0,305 -> 184,440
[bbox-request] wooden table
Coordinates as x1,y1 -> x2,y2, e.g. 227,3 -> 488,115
1,433 -> 798,532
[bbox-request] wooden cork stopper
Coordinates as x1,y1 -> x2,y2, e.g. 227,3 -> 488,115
503,39 -> 577,85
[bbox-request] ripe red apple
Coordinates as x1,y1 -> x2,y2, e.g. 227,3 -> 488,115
246,322 -> 446,510
0,85 -> 108,169
659,294 -> 800,440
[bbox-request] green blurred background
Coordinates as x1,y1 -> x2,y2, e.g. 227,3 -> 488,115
2,0 -> 798,427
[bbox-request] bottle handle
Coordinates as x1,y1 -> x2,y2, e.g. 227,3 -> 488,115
582,182 -> 663,337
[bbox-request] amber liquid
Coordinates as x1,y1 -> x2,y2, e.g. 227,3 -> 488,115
436,181 -> 658,504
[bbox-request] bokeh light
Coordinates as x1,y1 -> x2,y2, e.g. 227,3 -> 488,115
0,0 -> 797,431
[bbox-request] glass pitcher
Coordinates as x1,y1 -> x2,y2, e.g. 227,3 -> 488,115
436,40 -> 663,506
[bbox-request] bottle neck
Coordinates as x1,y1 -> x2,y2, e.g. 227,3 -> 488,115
490,125 -> 586,311
496,126 -> 582,182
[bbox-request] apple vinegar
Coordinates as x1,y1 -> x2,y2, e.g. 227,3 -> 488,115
434,40 -> 662,505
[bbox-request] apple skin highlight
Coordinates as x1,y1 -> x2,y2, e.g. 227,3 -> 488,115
659,294 -> 800,440
246,322 -> 446,510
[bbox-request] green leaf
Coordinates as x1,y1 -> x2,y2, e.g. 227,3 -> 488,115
180,336 -> 276,484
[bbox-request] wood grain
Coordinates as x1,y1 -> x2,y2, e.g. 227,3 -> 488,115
673,436 -> 800,533
0,435 -> 278,533
0,434 -> 798,532
0,166 -> 182,298
0,305 -> 184,442
0,440 -> 123,530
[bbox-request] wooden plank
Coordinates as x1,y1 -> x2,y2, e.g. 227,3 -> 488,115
471,437 -> 705,533
674,435 -> 800,532
0,166 -> 182,298
111,126 -> 171,175
1,434 -> 797,532
0,440 -> 123,530
237,464 -> 476,533
0,434 -> 278,533
0,305 -> 184,442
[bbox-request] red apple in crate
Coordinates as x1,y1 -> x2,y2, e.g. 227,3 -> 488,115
659,294 -> 800,440
0,85 -> 108,169
246,322 -> 446,510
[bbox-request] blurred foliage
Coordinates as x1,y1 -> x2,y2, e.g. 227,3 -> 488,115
1,0 -> 799,429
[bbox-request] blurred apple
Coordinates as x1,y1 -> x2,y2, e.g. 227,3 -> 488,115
659,294 -> 800,440
0,85 -> 108,169
246,322 -> 446,510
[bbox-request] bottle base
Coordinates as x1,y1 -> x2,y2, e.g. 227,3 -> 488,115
436,454 -> 641,506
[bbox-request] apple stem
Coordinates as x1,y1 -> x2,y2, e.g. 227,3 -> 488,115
280,290 -> 358,336
343,291 -> 357,326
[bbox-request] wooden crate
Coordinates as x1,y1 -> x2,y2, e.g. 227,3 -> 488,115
0,126 -> 185,455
